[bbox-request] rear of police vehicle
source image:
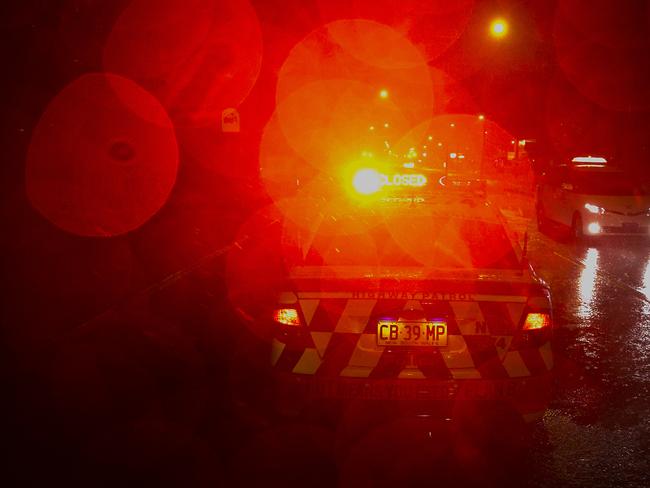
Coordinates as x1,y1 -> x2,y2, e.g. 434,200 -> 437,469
267,166 -> 554,424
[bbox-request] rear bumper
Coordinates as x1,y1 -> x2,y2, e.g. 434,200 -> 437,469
272,371 -> 554,422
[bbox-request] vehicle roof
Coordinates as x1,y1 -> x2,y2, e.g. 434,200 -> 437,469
288,265 -> 536,283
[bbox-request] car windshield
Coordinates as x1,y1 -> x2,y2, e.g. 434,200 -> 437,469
572,173 -> 649,196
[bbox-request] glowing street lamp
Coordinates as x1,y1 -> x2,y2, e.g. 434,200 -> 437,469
478,114 -> 486,177
489,18 -> 508,38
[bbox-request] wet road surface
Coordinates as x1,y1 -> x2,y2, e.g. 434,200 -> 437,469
524,230 -> 650,488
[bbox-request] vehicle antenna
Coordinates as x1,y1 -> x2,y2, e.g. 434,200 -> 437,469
522,230 -> 528,264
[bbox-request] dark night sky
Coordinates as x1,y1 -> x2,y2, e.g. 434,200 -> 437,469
4,1 -> 650,177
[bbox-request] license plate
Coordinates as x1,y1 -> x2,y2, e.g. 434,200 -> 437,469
376,321 -> 447,346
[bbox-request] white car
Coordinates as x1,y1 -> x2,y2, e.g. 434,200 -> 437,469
536,158 -> 650,238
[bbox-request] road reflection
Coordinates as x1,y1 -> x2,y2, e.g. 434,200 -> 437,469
641,258 -> 650,303
634,256 -> 650,384
577,247 -> 599,320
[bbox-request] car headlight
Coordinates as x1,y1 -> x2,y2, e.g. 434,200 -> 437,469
584,203 -> 605,214
587,222 -> 602,234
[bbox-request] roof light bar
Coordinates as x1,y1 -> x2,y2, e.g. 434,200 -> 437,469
572,156 -> 607,164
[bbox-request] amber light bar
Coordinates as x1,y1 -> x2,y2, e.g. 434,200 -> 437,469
273,308 -> 301,326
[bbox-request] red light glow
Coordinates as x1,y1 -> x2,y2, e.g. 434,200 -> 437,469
315,0 -> 475,63
489,18 -> 508,38
523,313 -> 552,330
26,73 -> 178,237
352,169 -> 383,195
103,0 -> 263,127
273,308 -> 300,326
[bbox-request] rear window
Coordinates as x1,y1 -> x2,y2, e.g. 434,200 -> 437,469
287,217 -> 520,269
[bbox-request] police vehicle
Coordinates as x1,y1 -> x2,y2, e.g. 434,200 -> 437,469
536,156 -> 650,238
266,166 -> 554,425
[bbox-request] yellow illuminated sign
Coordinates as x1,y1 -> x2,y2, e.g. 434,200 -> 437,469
351,169 -> 428,196
380,173 -> 427,187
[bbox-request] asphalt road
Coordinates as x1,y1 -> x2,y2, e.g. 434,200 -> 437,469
524,227 -> 650,488
5,211 -> 650,487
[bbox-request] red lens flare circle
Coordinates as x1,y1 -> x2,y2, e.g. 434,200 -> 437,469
26,73 -> 178,237
277,20 -> 434,126
104,0 -> 263,127
316,0 -> 475,63
554,0 -> 650,112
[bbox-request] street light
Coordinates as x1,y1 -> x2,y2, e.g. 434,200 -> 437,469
489,18 -> 508,38
478,114 -> 486,177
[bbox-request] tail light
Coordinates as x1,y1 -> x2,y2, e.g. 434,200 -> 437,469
273,308 -> 301,326
511,288 -> 553,349
523,312 -> 552,330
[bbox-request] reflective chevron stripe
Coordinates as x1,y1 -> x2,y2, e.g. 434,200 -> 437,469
293,348 -> 321,374
271,293 -> 553,379
279,292 -> 298,304
502,351 -> 532,377
271,338 -> 285,366
310,331 -> 332,356
299,299 -> 319,325
445,336 -> 475,366
335,299 -> 377,333
344,333 -> 383,369
539,341 -> 554,370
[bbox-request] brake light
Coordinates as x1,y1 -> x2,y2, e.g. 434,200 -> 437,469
523,312 -> 551,330
273,308 -> 300,326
